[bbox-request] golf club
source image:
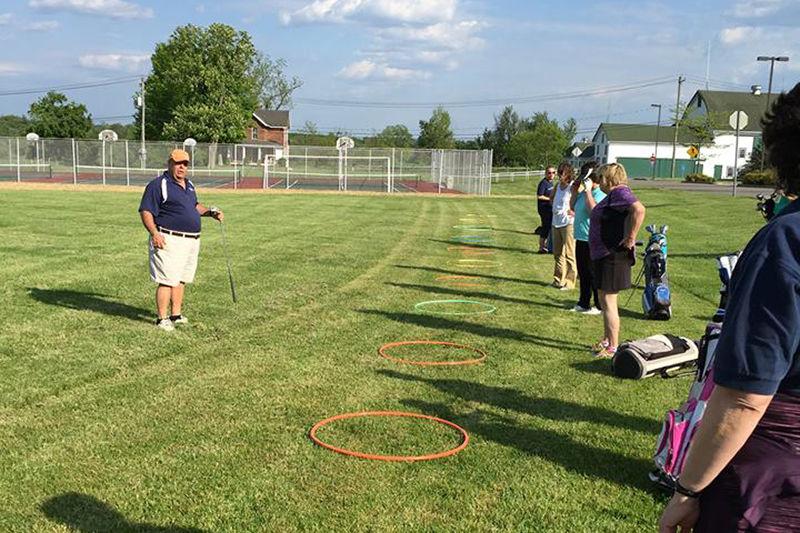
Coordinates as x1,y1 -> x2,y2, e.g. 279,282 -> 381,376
211,207 -> 237,303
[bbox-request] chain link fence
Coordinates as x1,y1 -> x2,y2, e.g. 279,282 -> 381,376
0,136 -> 493,195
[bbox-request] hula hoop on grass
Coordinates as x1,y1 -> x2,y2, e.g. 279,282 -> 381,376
378,340 -> 487,366
452,235 -> 494,243
452,225 -> 494,231
309,411 -> 469,461
414,299 -> 497,315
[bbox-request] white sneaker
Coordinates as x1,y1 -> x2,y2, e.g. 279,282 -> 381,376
583,307 -> 602,315
572,305 -> 590,312
170,314 -> 189,325
559,286 -> 573,291
156,318 -> 175,331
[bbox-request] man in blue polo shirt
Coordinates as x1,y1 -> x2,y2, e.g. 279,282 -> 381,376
139,149 -> 224,331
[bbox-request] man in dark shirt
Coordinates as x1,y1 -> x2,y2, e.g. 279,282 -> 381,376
536,166 -> 555,253
138,149 -> 224,331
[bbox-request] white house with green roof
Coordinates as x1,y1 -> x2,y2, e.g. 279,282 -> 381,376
590,89 -> 770,179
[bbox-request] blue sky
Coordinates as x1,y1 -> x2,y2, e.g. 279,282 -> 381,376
1,0 -> 799,140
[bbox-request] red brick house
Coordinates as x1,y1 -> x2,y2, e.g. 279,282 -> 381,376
239,109 -> 290,164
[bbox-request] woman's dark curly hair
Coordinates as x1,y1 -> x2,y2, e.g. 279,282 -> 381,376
762,82 -> 800,195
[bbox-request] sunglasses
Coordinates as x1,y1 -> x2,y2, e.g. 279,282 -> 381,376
173,160 -> 190,167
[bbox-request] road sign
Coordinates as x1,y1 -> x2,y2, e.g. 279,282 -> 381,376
572,147 -> 582,157
649,154 -> 656,165
729,111 -> 748,131
687,146 -> 699,158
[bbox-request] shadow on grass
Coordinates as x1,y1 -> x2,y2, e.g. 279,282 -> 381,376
429,238 -> 534,254
569,359 -> 617,377
491,228 -> 537,236
386,282 -> 539,306
27,288 -> 151,323
41,493 -> 206,532
394,264 -> 550,287
379,370 -> 658,434
400,398 -> 655,491
358,308 -> 584,349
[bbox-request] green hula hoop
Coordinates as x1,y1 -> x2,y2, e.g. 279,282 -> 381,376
414,299 -> 497,316
452,234 -> 494,242
452,225 -> 494,231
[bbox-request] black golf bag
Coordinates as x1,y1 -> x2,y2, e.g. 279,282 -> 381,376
642,225 -> 671,320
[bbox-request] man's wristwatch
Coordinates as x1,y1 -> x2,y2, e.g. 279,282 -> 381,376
674,479 -> 702,498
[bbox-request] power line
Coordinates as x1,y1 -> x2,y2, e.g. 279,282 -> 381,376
293,76 -> 676,109
0,75 -> 143,97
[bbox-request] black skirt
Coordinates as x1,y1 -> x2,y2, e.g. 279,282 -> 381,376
592,250 -> 632,292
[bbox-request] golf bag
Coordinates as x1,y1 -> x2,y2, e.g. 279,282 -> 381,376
641,225 -> 671,320
649,252 -> 740,492
612,334 -> 698,380
756,192 -> 778,221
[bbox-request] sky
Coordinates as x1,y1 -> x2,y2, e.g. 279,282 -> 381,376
1,0 -> 799,141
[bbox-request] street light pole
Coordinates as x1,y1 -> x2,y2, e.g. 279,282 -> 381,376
651,103 -> 662,180
670,76 -> 685,179
756,55 -> 790,169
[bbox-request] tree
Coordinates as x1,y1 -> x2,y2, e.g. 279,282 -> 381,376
0,115 -> 31,136
504,112 -> 571,168
375,124 -> 414,147
135,23 -> 301,144
417,107 -> 455,149
477,106 -> 523,166
28,91 -> 93,138
253,52 -> 303,110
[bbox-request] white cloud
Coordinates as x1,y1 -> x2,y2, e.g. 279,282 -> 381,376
719,25 -> 763,44
378,20 -> 485,51
281,0 -> 456,26
729,0 -> 786,18
28,0 -> 153,20
0,13 -> 11,24
78,53 -> 150,72
0,62 -> 26,75
337,59 -> 430,80
28,20 -> 60,30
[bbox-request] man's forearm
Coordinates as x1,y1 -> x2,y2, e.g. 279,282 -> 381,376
140,211 -> 159,236
678,386 -> 771,491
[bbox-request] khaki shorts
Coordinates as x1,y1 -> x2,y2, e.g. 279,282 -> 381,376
149,233 -> 200,286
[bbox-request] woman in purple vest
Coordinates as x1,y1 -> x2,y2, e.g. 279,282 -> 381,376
587,163 -> 645,358
659,83 -> 800,532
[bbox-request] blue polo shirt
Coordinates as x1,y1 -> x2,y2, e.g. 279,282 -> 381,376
714,199 -> 800,395
139,172 -> 202,233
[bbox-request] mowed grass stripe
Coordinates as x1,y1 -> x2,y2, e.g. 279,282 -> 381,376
0,186 -> 764,531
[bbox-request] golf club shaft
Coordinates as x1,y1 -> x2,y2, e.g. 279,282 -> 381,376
219,222 -> 237,303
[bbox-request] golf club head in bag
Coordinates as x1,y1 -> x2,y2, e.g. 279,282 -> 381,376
642,225 -> 671,320
713,252 -> 741,322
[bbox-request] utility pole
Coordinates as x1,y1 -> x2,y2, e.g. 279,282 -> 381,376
756,56 -> 790,169
670,76 -> 685,179
139,77 -> 146,168
651,103 -> 662,180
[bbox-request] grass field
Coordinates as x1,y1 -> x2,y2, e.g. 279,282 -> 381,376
0,183 -> 763,532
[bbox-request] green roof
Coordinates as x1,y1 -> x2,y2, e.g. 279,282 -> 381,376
598,123 -> 700,144
690,90 -> 769,132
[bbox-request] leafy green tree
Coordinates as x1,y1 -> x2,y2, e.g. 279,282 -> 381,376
505,112 -> 571,168
28,91 -> 93,138
253,52 -> 303,110
375,124 -> 413,147
417,107 -> 455,149
135,23 -> 264,143
0,115 -> 31,136
478,106 -> 523,166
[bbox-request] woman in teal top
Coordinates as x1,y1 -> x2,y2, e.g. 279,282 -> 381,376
570,162 -> 606,313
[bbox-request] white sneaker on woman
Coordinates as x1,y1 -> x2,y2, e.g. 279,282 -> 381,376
583,307 -> 602,315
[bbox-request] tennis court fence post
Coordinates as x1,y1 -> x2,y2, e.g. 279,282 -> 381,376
125,140 -> 130,186
16,138 -> 20,183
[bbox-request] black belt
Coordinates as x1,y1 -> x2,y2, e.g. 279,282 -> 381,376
159,227 -> 201,239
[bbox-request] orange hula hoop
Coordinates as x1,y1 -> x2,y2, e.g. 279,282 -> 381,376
309,411 -> 469,461
378,340 -> 487,366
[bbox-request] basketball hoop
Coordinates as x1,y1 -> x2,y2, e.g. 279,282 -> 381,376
336,136 -> 354,151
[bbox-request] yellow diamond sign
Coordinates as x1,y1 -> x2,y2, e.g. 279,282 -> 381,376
687,146 -> 699,158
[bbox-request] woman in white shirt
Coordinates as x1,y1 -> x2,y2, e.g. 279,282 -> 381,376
550,163 -> 577,289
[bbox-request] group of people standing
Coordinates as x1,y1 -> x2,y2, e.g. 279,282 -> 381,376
536,161 -> 645,359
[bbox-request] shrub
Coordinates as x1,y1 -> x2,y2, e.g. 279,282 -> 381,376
741,169 -> 778,187
683,173 -> 715,183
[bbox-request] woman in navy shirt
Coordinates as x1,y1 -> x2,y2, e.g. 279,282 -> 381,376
659,83 -> 800,532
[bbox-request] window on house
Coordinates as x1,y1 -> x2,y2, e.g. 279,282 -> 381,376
726,166 -> 734,177
738,148 -> 747,158
251,127 -> 258,140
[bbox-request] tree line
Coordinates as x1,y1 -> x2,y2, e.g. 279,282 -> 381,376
0,22 -> 578,168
